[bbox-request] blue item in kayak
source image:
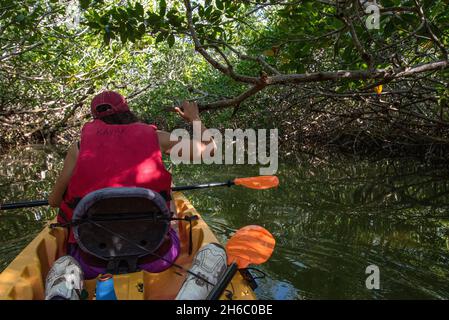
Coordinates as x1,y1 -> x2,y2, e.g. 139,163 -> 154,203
96,275 -> 117,300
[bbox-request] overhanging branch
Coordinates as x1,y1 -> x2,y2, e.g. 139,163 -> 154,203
183,0 -> 448,112
197,60 -> 448,111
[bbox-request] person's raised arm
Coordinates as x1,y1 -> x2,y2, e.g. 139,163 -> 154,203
157,101 -> 217,161
48,143 -> 79,207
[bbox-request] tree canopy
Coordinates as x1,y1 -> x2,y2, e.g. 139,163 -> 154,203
1,0 -> 448,158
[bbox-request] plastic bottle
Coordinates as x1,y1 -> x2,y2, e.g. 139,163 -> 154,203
95,274 -> 118,300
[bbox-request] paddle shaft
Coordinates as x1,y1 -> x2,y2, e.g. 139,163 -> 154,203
0,200 -> 49,210
0,180 -> 236,210
206,262 -> 239,300
172,180 -> 234,191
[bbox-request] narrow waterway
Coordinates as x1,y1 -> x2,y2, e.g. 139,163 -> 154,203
1,145 -> 449,299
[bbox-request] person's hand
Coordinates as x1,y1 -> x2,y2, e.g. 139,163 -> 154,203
174,100 -> 200,123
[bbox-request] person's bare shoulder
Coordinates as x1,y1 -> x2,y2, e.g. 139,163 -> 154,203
66,142 -> 79,161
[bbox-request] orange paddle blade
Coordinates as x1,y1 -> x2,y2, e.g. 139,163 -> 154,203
226,225 -> 276,268
233,176 -> 279,190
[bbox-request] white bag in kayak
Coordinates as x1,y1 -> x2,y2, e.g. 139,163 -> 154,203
176,243 -> 227,300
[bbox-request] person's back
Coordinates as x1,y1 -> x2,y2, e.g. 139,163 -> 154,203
61,119 -> 172,234
46,90 -> 218,298
48,91 -> 180,279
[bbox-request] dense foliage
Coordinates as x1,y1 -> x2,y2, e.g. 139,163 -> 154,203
1,0 -> 448,159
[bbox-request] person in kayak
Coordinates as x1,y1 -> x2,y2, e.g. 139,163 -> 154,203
47,90 -> 216,281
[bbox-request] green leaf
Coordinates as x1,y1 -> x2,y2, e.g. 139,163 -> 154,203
15,14 -> 25,23
100,14 -> 110,25
147,12 -> 161,26
86,21 -> 101,29
135,2 -> 144,17
381,0 -> 396,6
118,7 -> 128,19
204,6 -> 213,19
126,21 -> 136,37
167,33 -> 175,47
216,0 -> 224,10
119,30 -> 128,43
159,0 -> 167,17
167,8 -> 181,27
210,10 -> 221,23
103,31 -> 111,44
155,32 -> 165,43
137,23 -> 146,37
79,0 -> 91,10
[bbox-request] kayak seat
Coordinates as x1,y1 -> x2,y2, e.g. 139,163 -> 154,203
71,187 -> 171,274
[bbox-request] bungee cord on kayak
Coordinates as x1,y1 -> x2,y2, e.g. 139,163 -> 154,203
49,198 -> 275,299
86,219 -> 216,288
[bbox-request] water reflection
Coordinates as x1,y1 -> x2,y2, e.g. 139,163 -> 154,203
1,146 -> 449,299
173,158 -> 449,299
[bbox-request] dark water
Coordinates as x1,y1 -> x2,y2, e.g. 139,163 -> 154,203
1,146 -> 449,299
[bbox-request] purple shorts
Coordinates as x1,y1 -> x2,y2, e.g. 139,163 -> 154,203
68,228 -> 180,279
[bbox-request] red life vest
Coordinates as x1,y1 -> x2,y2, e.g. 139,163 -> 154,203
60,119 -> 172,243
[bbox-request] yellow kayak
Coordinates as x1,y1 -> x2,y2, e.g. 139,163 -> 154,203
0,191 -> 257,300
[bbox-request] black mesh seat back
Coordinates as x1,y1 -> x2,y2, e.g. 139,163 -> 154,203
72,187 -> 170,260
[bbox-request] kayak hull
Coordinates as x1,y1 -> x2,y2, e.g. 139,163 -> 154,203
0,192 -> 256,300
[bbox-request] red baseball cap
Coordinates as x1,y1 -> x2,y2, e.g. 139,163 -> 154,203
90,91 -> 130,118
